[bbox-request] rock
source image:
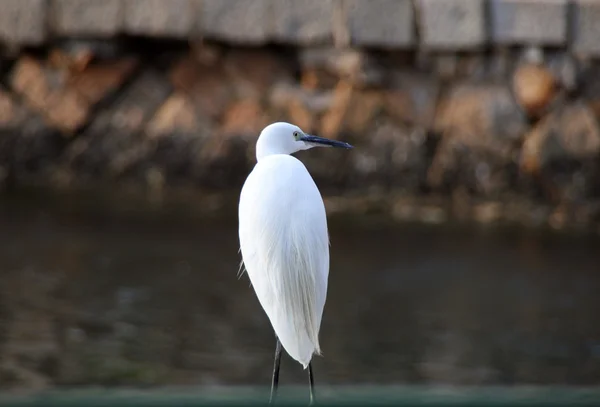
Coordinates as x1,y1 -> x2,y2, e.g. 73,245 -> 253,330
577,65 -> 600,117
270,83 -> 333,114
384,71 -> 440,128
520,103 -> 600,175
429,84 -> 528,194
146,93 -> 202,139
68,59 -> 138,105
169,56 -> 233,119
65,69 -> 172,176
268,83 -> 333,133
219,99 -> 268,141
546,52 -> 579,93
200,0 -> 270,44
11,56 -> 135,135
300,68 -> 338,90
473,201 -> 502,223
0,0 -> 47,46
350,120 -> 428,190
319,81 -> 384,139
298,48 -> 385,87
48,48 -> 94,73
53,38 -> 128,62
272,0 -> 334,44
0,90 -> 28,128
224,49 -> 292,99
318,80 -> 352,139
512,63 -> 557,117
124,0 -> 196,38
520,103 -> 600,204
196,100 -> 267,186
418,0 -> 486,50
434,84 -> 527,156
286,97 -> 316,132
145,93 -> 214,183
11,56 -> 89,134
489,0 -> 567,46
344,0 -> 414,48
572,0 -> 600,56
51,0 -> 123,37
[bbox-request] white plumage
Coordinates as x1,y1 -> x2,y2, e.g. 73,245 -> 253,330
239,153 -> 328,367
238,122 -> 352,372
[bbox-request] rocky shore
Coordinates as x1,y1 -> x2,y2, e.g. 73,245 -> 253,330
0,1 -> 599,231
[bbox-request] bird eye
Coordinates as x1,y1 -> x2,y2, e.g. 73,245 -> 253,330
293,131 -> 301,140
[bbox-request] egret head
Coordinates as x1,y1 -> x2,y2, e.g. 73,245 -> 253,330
256,122 -> 353,161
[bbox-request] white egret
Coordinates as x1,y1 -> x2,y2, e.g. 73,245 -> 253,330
238,122 -> 353,404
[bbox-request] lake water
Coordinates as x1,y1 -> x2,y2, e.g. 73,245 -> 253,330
0,189 -> 599,390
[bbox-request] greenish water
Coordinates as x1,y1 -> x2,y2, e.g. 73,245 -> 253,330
0,189 -> 599,390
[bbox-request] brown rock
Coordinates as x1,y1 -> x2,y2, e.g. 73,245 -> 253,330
434,84 -> 527,156
48,47 -> 94,72
68,58 -> 138,105
513,63 -> 557,117
520,103 -> 600,175
270,83 -> 333,114
146,93 -> 202,139
320,82 -> 383,138
224,49 -> 291,99
298,48 -> 385,87
0,90 -> 28,128
11,56 -> 89,133
197,99 -> 267,180
169,56 -> 232,119
269,82 -> 334,133
300,68 -> 338,90
384,71 -> 440,128
429,84 -> 528,194
319,81 -> 353,138
220,99 -> 268,139
65,69 -> 172,175
287,98 -> 315,132
345,90 -> 383,135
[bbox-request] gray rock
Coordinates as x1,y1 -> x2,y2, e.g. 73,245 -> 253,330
124,0 -> 197,38
272,0 -> 334,44
200,0 -> 270,44
572,0 -> 600,56
51,0 -> 123,37
418,0 -> 486,50
344,0 -> 414,48
0,0 -> 46,46
490,0 -> 567,46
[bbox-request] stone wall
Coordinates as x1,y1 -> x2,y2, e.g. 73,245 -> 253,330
2,0 -> 600,53
1,0 -> 600,229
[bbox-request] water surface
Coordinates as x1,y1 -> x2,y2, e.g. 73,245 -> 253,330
0,191 -> 599,389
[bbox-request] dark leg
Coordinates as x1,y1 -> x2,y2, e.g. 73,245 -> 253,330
269,338 -> 283,405
308,362 -> 315,405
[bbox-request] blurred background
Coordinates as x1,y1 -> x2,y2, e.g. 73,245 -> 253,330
1,0 -> 600,404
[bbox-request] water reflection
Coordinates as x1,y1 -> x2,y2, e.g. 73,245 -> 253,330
0,194 -> 599,389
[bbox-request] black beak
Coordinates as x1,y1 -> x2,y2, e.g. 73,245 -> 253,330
300,135 -> 353,149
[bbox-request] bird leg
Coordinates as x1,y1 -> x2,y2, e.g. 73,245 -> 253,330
269,338 -> 282,405
308,362 -> 315,405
